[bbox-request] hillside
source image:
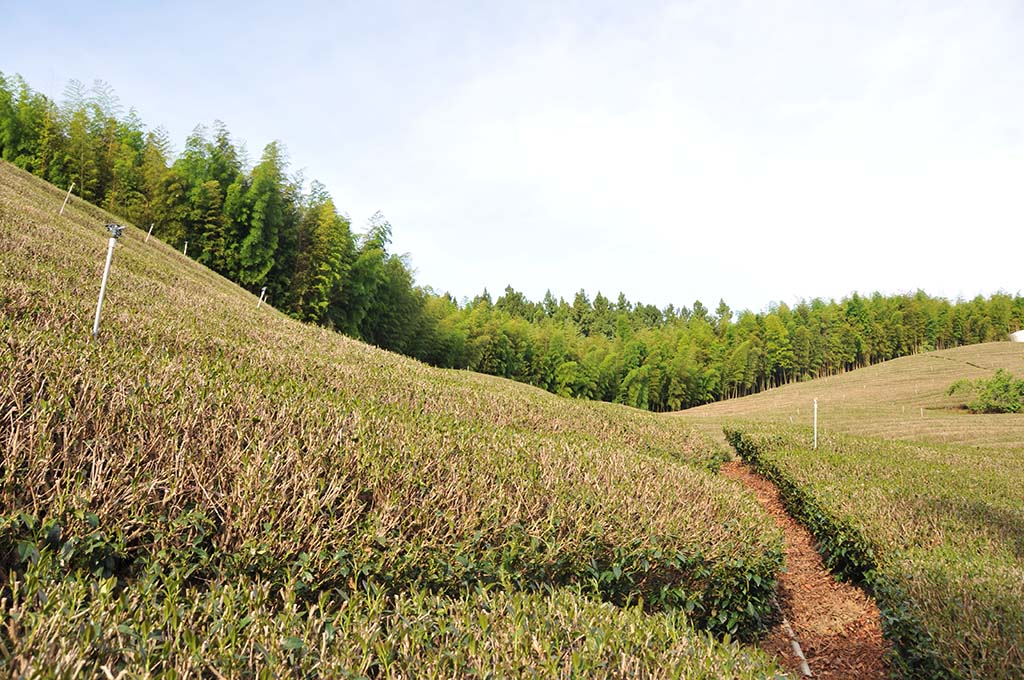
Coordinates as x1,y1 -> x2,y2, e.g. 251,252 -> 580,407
0,160 -> 789,676
683,342 -> 1024,451
689,347 -> 1024,677
3,70 -> 1022,417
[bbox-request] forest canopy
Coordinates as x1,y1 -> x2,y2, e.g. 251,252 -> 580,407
3,71 -> 1022,411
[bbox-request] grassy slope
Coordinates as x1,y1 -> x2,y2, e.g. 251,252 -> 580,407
0,160 -> 787,677
685,348 -> 1024,677
684,342 -> 1024,451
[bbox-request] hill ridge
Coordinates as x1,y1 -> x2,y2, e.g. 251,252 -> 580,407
683,341 -> 1024,451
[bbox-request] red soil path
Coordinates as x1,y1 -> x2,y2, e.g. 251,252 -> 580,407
721,461 -> 889,679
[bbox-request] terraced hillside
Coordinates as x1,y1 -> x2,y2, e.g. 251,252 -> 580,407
0,160 -> 788,676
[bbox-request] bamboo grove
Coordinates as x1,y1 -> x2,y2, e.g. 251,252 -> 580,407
3,72 -> 1022,412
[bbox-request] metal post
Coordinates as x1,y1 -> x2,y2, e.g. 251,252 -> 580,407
145,223 -> 154,243
182,241 -> 188,257
257,286 -> 267,309
93,224 -> 124,337
59,182 -> 75,216
813,398 -> 818,450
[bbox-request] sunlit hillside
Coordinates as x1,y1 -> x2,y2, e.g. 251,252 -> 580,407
684,342 -> 1024,451
0,160 -> 787,677
694,344 -> 1024,677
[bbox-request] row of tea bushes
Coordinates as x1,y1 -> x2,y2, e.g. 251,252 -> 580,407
1,159 -> 785,672
725,423 -> 1024,679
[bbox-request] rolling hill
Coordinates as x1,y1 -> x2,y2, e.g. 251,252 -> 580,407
0,161 -> 788,676
684,342 -> 1024,452
9,151 -> 1022,678
684,345 -> 1024,678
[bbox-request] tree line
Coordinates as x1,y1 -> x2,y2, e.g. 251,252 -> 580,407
3,72 -> 1022,411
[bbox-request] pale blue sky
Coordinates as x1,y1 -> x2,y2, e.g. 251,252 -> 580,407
4,0 -> 1022,312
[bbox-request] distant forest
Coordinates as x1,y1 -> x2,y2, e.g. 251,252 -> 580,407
3,72 -> 1023,411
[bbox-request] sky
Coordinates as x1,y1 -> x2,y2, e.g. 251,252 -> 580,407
3,0 -> 1022,313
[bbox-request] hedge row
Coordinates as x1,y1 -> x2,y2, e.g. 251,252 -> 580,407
725,426 -> 952,679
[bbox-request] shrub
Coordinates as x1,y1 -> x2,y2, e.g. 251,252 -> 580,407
946,369 -> 1024,413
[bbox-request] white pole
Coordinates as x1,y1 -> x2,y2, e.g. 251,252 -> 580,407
813,398 -> 818,450
257,286 -> 267,308
93,237 -> 116,337
59,182 -> 75,216
182,241 -> 188,257
145,223 -> 154,243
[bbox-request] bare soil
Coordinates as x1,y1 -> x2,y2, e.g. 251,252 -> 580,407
721,461 -> 889,679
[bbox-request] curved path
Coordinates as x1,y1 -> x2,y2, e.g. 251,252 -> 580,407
721,461 -> 889,679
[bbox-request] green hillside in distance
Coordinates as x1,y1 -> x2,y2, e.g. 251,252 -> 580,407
4,69 -> 1022,419
682,342 -> 1024,452
0,160 -> 788,676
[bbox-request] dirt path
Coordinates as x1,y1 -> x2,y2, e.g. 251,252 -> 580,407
721,461 -> 889,679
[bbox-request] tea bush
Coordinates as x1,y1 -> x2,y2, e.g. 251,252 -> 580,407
725,423 -> 1024,679
0,160 -> 786,675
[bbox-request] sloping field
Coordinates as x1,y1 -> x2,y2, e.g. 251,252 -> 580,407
0,161 -> 787,676
685,343 -> 1024,452
686,348 -> 1024,677
726,425 -> 1024,679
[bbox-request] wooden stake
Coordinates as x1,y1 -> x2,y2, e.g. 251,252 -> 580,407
145,223 -> 154,243
813,398 -> 818,450
93,237 -> 116,336
92,224 -> 124,337
59,182 -> 75,216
